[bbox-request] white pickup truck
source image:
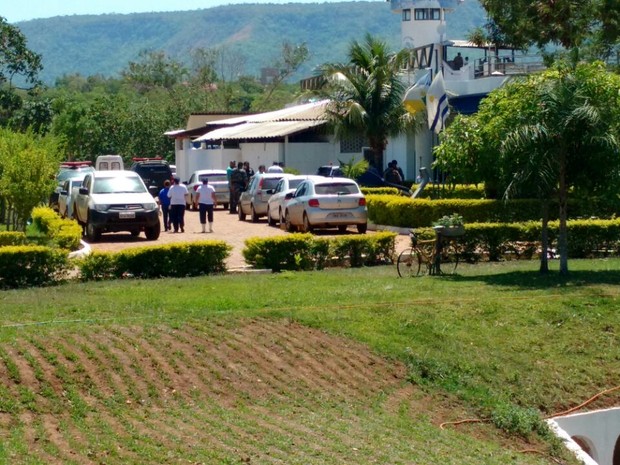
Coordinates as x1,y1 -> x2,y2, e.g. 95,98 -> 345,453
74,170 -> 160,242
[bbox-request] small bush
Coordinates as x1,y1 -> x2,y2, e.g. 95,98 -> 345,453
491,402 -> 547,438
0,245 -> 70,289
31,206 -> 82,250
0,231 -> 27,247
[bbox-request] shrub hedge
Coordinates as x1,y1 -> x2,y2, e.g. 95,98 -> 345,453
0,231 -> 27,246
0,245 -> 70,289
77,241 -> 231,281
243,232 -> 397,271
31,206 -> 82,250
366,196 -> 616,228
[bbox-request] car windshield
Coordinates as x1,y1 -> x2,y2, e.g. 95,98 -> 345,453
57,168 -> 93,182
93,176 -> 146,194
199,174 -> 227,183
314,183 -> 359,195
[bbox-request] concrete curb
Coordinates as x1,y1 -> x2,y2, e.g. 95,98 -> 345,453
68,240 -> 91,259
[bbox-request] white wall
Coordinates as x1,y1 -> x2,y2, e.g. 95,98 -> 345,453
549,407 -> 620,465
174,140 -> 240,182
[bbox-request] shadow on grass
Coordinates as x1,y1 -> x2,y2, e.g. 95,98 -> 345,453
451,269 -> 620,289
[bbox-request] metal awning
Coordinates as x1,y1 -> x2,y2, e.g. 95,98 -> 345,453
195,120 -> 326,142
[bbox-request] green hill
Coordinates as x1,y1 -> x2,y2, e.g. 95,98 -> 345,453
15,1 -> 486,85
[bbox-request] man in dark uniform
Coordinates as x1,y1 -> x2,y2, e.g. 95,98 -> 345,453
229,161 -> 248,214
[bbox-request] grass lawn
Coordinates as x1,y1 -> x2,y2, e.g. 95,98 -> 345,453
0,258 -> 618,464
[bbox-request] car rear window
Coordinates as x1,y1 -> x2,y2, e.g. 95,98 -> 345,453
136,165 -> 170,174
262,178 -> 281,190
315,183 -> 359,195
199,174 -> 228,183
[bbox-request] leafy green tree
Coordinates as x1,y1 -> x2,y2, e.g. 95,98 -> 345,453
0,129 -> 63,230
0,17 -> 43,127
478,0 -> 619,60
121,50 -> 188,93
435,62 -> 620,275
318,33 -> 416,169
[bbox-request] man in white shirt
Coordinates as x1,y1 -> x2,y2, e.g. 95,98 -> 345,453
195,178 -> 217,233
267,162 -> 284,173
167,177 -> 189,233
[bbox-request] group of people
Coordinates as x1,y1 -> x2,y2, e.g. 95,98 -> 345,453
383,159 -> 404,185
158,175 -> 217,234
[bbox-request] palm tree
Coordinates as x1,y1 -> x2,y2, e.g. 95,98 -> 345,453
502,65 -> 620,275
317,34 -> 416,170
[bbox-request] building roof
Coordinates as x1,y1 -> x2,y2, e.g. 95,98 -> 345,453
207,99 -> 330,126
195,120 -> 326,142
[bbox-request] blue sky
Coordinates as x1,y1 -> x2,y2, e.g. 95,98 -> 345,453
3,0 -> 352,23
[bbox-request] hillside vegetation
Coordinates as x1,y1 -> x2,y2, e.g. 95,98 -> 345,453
2,261 -> 620,463
16,1 -> 486,84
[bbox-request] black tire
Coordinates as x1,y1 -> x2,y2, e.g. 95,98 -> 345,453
338,225 -> 348,233
130,229 -> 140,237
251,205 -> 259,223
357,223 -> 367,234
284,210 -> 295,232
302,213 -> 313,233
86,220 -> 101,243
238,205 -> 246,221
145,223 -> 161,240
267,207 -> 276,226
397,248 -> 424,278
437,239 -> 460,275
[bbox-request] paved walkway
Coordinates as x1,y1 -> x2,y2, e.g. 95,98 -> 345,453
87,206 -> 409,269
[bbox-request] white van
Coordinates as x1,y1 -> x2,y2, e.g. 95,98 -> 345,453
96,155 -> 124,171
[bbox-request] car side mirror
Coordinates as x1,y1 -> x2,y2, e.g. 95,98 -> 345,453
60,190 -> 68,196
266,189 -> 274,194
79,187 -> 89,195
285,192 -> 294,200
148,186 -> 159,197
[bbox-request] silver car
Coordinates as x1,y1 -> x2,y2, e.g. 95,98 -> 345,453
58,177 -> 85,219
266,175 -> 323,227
283,177 -> 368,234
239,173 -> 293,222
186,169 -> 229,210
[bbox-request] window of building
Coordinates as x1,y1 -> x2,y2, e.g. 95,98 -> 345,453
414,8 -> 441,21
340,134 -> 366,154
402,9 -> 411,21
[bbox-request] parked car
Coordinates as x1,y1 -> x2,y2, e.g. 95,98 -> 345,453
186,169 -> 229,210
130,157 -> 173,196
266,175 -> 323,227
58,177 -> 86,219
238,172 -> 293,222
283,177 -> 367,234
316,164 -> 343,177
74,170 -> 160,242
50,161 -> 94,211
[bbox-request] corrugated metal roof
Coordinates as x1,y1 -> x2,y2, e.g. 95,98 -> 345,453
195,120 -> 326,141
207,99 -> 330,126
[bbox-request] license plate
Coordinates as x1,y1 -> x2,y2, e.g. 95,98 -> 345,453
119,211 -> 135,219
330,212 -> 351,218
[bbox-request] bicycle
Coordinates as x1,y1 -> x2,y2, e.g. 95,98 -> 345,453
397,229 -> 462,277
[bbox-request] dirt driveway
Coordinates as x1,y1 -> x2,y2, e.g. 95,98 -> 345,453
87,206 -> 409,269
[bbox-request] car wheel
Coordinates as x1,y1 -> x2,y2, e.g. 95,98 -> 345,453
302,213 -> 313,233
357,223 -> 368,234
279,208 -> 286,229
338,225 -> 348,233
145,223 -> 161,240
223,203 -> 229,211
267,207 -> 276,226
285,210 -> 295,232
238,205 -> 246,221
86,220 -> 101,242
251,204 -> 259,223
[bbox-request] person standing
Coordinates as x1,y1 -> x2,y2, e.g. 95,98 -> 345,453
167,177 -> 189,233
267,161 -> 284,173
226,160 -> 236,214
195,178 -> 217,233
391,159 -> 405,182
158,179 -> 171,231
258,164 -> 266,174
229,161 -> 248,214
244,161 -> 255,178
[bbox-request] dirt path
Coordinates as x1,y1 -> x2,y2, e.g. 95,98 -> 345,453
87,207 -> 410,269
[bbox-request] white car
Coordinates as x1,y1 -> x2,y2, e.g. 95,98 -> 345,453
186,169 -> 229,210
58,177 -> 86,219
266,175 -> 323,227
283,177 -> 367,234
238,172 -> 293,222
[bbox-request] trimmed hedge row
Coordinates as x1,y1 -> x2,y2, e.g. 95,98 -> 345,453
0,231 -> 27,246
78,241 -> 231,281
31,207 -> 82,250
411,219 -> 620,262
366,195 -> 616,228
0,245 -> 70,289
361,184 -> 486,199
243,232 -> 396,271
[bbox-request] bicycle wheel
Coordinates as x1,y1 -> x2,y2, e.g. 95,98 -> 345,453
438,239 -> 461,275
397,248 -> 424,277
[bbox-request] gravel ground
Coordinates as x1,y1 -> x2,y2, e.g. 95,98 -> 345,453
86,206 -> 409,269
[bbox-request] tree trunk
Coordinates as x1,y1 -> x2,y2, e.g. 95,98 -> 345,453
558,151 -> 569,275
539,199 -> 549,274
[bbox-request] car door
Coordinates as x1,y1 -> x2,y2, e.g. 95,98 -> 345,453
74,174 -> 92,222
288,181 -> 309,225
